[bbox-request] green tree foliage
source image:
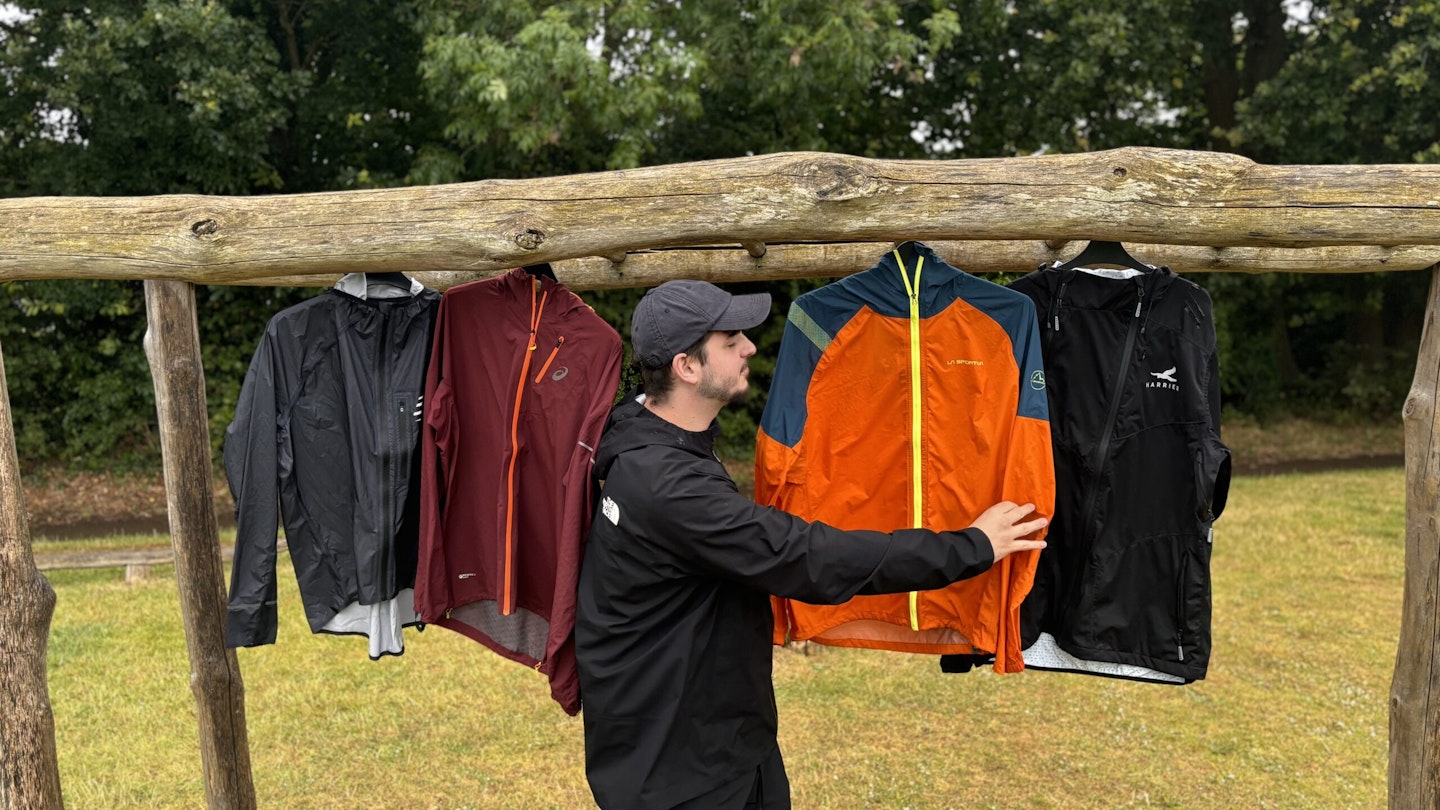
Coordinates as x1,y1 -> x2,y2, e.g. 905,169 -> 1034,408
0,0 -> 1434,471
1217,0 -> 1436,420
0,0 -> 437,468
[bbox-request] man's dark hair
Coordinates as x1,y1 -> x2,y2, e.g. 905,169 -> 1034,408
637,333 -> 709,404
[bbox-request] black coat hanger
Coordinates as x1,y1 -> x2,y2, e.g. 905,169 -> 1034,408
523,263 -> 558,282
364,272 -> 413,291
1053,241 -> 1152,273
891,240 -> 924,263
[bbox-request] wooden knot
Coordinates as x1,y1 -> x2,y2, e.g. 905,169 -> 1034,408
1112,166 -> 1128,179
798,157 -> 879,201
191,219 -> 219,238
514,228 -> 547,250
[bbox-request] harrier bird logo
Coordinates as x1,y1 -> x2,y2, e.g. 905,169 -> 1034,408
1150,366 -> 1178,383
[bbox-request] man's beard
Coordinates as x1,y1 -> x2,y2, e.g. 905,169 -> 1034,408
698,367 -> 748,406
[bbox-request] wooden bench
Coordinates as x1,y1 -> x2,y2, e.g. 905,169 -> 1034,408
35,539 -> 288,583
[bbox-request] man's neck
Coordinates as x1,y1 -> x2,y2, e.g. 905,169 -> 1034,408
644,390 -> 722,433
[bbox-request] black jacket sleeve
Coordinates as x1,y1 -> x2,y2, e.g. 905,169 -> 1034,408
223,330 -> 282,647
640,453 -> 993,604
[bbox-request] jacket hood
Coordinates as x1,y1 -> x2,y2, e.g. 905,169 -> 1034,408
594,392 -> 719,480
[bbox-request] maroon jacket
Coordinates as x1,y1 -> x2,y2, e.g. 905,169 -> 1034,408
416,269 -> 622,714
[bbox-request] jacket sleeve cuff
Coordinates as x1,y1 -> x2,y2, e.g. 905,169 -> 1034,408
952,528 -> 995,580
226,603 -> 278,648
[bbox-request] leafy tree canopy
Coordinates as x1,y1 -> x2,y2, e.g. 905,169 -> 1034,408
0,0 -> 1434,468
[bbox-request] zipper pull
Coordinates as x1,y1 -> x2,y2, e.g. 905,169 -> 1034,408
1052,282 -> 1069,332
534,336 -> 567,383
1177,644 -> 1185,662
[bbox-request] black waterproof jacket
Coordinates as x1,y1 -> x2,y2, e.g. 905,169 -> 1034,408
575,395 -> 995,810
1005,265 -> 1231,682
225,286 -> 440,648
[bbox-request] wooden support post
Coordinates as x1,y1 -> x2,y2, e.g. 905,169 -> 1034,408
1390,265 -> 1440,808
142,281 -> 255,810
0,339 -> 64,810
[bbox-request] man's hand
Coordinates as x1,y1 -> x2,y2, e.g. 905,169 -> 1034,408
968,501 -> 1048,562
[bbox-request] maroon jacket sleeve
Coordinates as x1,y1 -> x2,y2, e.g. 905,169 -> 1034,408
544,322 -> 623,715
415,293 -> 453,623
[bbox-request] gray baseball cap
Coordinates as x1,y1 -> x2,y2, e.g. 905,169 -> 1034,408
631,280 -> 772,368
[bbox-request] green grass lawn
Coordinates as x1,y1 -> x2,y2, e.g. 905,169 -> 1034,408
43,468 -> 1404,808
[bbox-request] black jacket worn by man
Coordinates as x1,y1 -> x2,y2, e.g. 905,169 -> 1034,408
575,395 -> 997,810
1006,265 -> 1230,683
225,281 -> 440,654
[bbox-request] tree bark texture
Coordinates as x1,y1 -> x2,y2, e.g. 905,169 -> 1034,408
6,148 -> 1440,285
142,282 -> 255,810
239,241 -> 1440,292
0,340 -> 63,810
1391,265 -> 1440,808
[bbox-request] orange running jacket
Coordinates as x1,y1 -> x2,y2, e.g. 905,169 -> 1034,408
756,242 -> 1055,672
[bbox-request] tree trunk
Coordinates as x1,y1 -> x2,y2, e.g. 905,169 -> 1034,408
142,281 -> 255,810
0,339 -> 64,810
1390,266 -> 1440,808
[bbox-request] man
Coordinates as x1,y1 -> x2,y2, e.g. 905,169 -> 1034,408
575,280 -> 1048,810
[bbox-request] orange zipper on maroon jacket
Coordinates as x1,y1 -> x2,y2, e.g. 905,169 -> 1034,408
504,278 -> 549,615
533,336 -> 566,382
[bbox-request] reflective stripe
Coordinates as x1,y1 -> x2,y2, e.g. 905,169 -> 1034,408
894,250 -> 925,632
786,301 -> 831,352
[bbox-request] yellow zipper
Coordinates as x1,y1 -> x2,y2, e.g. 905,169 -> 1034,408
893,249 -> 924,632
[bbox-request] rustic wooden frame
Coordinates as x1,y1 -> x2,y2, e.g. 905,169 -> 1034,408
1,147 -> 1436,809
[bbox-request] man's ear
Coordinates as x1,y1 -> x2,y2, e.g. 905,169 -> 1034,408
671,351 -> 702,386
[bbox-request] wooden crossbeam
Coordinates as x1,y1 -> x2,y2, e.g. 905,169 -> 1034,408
5,148 -> 1440,285
236,241 -> 1440,292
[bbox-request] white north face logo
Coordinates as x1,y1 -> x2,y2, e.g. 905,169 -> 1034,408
601,496 -> 620,526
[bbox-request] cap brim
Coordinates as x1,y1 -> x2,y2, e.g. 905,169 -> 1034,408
710,292 -> 771,332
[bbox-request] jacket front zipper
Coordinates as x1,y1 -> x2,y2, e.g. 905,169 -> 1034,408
503,279 -> 550,615
894,250 -> 925,632
377,303 -> 396,600
1077,280 -> 1145,542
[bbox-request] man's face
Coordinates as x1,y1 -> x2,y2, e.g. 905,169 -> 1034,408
696,329 -> 756,406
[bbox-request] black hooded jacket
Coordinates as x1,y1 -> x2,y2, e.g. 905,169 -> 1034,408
224,286 -> 440,648
1008,265 -> 1231,682
575,395 -> 996,810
